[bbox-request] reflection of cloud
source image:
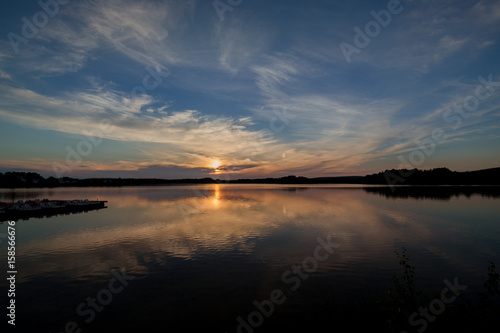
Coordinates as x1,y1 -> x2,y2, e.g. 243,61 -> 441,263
8,185 -> 487,283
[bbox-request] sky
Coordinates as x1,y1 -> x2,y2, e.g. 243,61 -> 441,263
0,0 -> 499,179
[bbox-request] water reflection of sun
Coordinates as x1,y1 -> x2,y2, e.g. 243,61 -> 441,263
212,184 -> 221,205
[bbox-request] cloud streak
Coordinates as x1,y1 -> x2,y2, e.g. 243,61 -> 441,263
1,0 -> 499,177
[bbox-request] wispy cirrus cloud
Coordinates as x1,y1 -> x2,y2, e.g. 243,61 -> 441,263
1,0 -> 499,177
0,82 -> 274,169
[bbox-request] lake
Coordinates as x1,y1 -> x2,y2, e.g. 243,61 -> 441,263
1,185 -> 499,332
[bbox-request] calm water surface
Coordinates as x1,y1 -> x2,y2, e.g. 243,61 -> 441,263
1,185 -> 499,332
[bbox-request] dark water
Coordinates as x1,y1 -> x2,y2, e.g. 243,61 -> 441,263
1,185 -> 499,332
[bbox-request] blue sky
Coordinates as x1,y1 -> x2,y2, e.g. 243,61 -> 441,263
0,0 -> 499,179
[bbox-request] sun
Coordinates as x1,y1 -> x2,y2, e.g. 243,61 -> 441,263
210,160 -> 222,174
210,160 -> 221,169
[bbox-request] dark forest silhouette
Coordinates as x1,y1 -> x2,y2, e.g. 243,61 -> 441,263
1,166 -> 499,188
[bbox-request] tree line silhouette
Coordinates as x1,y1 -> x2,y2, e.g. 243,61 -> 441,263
1,167 -> 499,188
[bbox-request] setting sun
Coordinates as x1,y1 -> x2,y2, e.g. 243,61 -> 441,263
211,160 -> 221,169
